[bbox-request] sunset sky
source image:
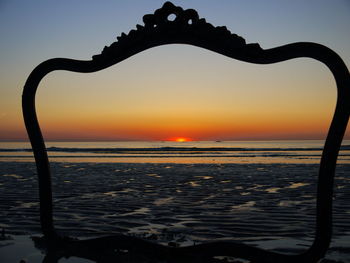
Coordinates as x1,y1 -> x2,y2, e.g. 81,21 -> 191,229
0,0 -> 349,141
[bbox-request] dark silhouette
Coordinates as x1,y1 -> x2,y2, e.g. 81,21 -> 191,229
22,2 -> 350,262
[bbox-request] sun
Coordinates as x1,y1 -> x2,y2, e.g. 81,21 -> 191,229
173,137 -> 191,142
166,136 -> 193,142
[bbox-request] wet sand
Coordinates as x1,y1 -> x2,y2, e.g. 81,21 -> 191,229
0,162 -> 349,262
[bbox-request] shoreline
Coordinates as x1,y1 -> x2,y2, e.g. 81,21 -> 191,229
1,162 -> 349,262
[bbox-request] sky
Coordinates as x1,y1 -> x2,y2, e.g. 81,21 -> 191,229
0,0 -> 349,141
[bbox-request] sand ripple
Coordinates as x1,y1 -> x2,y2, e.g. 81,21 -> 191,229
0,162 -> 349,258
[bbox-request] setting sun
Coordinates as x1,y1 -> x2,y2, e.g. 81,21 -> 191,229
170,137 -> 192,142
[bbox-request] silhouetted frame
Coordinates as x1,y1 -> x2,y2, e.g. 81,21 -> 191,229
22,2 -> 350,263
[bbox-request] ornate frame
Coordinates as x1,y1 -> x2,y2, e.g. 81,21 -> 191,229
22,2 -> 349,262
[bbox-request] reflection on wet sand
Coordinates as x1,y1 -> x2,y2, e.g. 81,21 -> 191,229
0,162 -> 349,262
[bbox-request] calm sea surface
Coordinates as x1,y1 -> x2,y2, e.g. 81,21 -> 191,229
0,140 -> 349,164
1,140 -> 349,261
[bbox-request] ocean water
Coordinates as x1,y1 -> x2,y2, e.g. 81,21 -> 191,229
0,140 -> 349,164
1,140 -> 350,262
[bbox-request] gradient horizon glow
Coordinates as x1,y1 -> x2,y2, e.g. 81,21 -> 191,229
1,1 -> 349,141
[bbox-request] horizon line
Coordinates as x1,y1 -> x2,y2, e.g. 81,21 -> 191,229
0,138 -> 347,143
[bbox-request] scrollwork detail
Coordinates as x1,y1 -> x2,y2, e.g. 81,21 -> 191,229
93,2 -> 258,60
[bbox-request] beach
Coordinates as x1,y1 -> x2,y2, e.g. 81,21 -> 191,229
1,159 -> 350,262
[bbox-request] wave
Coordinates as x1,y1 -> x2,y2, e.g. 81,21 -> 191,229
3,156 -> 350,161
0,145 -> 349,154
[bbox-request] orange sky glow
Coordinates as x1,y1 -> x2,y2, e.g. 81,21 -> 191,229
0,2 -> 349,142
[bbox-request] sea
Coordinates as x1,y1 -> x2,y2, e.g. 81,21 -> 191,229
1,140 -> 349,262
1,140 -> 349,164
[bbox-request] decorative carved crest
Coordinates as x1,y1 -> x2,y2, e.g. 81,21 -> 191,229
93,2 -> 259,62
